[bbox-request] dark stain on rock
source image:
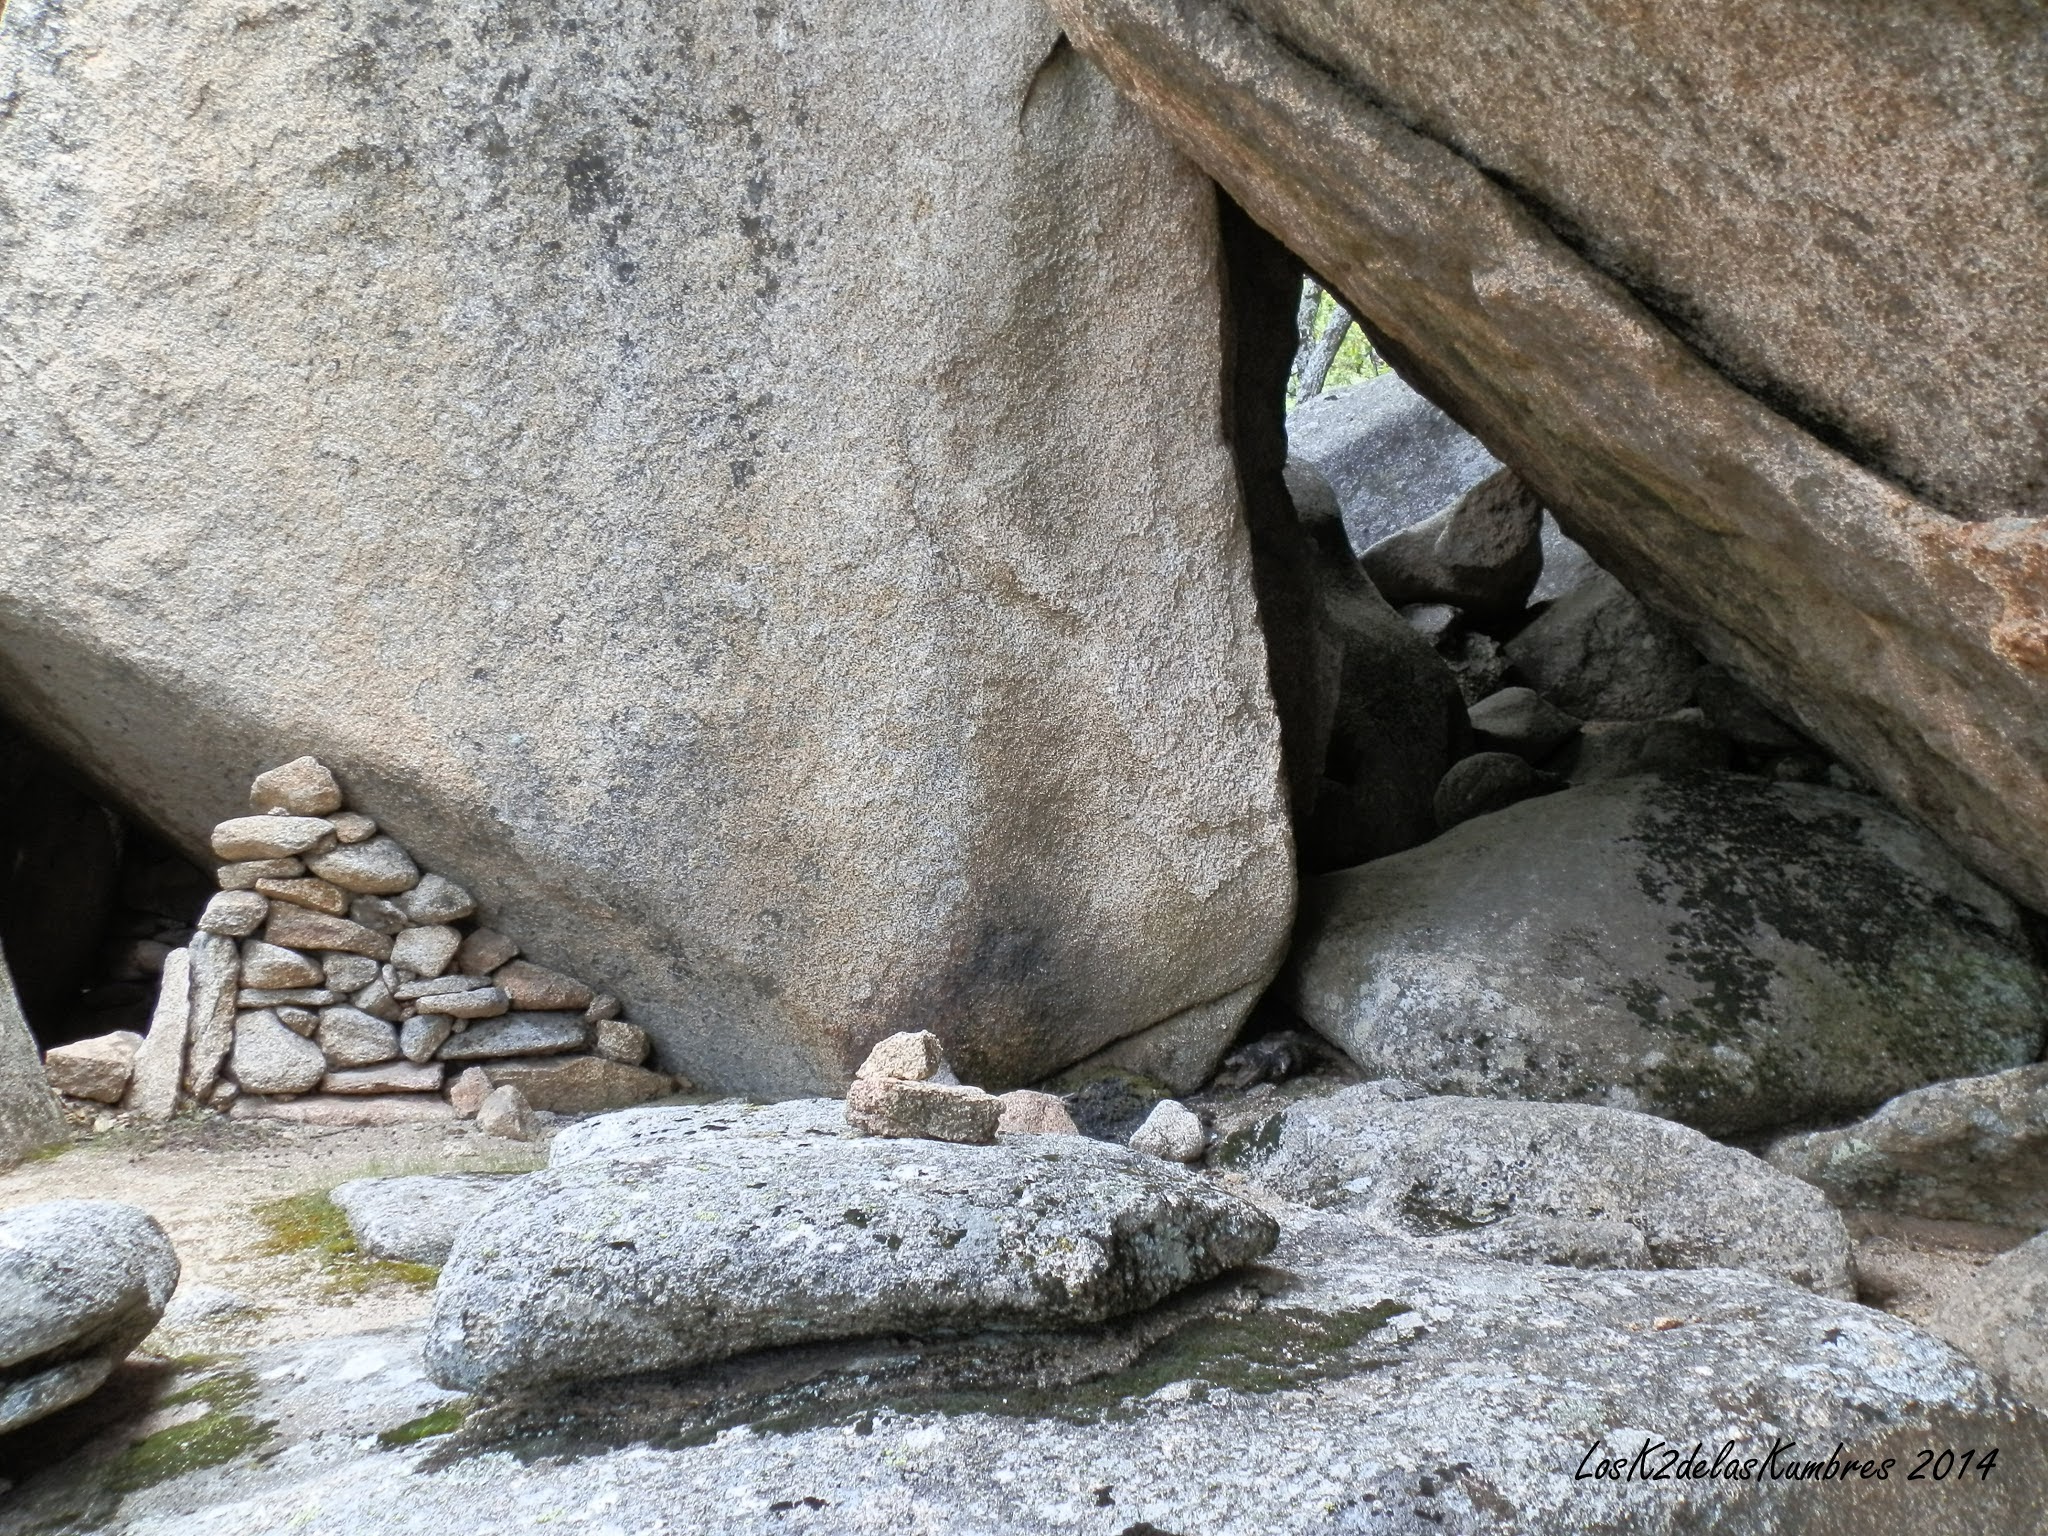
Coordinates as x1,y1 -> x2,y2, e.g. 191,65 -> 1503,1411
564,146 -> 637,282
416,1272 -> 1405,1470
565,149 -> 624,218
492,66 -> 530,105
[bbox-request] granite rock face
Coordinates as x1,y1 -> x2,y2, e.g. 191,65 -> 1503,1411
1221,1085 -> 1852,1295
0,1200 -> 179,1433
0,949 -> 63,1169
0,0 -> 1293,1097
1765,1066 -> 2048,1230
40,1223 -> 2048,1535
1930,1233 -> 2048,1408
1288,774 -> 2048,1136
331,1174 -> 526,1266
426,1134 -> 1279,1393
546,1099 -> 853,1167
1048,0 -> 2048,915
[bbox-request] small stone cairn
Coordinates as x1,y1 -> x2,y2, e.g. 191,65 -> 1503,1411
844,1029 -> 1080,1143
49,756 -> 680,1131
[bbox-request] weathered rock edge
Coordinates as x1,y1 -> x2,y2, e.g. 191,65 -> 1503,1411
1220,1086 -> 1854,1296
424,1134 -> 1278,1393
25,1224 -> 2048,1536
1047,0 -> 2048,913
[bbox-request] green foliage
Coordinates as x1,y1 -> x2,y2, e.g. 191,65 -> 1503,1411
253,1191 -> 439,1295
1287,287 -> 1392,412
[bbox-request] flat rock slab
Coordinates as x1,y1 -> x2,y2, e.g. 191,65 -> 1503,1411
1931,1231 -> 2048,1408
547,1099 -> 853,1166
229,1095 -> 457,1128
437,1013 -> 587,1061
330,1174 -> 528,1266
0,1200 -> 179,1433
426,1135 -> 1279,1393
1288,774 -> 2048,1136
1219,1084 -> 1851,1295
1765,1065 -> 2048,1230
15,1221 -> 2048,1535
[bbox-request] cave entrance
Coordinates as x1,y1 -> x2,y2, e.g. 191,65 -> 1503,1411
0,713 -> 211,1051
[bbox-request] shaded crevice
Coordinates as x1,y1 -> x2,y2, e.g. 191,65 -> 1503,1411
1214,190 -> 1324,829
0,710 -> 209,1049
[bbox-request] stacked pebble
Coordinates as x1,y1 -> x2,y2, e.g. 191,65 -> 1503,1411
90,757 -> 678,1129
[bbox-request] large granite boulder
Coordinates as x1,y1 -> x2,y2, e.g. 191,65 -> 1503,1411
0,0 -> 1292,1098
0,949 -> 64,1170
1765,1066 -> 2048,1231
0,1200 -> 178,1432
1048,0 -> 2048,916
426,1133 -> 1278,1393
1287,774 -> 2047,1137
1218,1084 -> 1852,1295
1930,1233 -> 2048,1408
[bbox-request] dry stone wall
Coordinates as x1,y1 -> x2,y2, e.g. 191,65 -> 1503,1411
97,758 -> 676,1128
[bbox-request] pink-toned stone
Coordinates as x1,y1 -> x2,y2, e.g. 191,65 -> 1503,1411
231,1094 -> 456,1127
996,1089 -> 1080,1137
448,1067 -> 493,1117
845,1077 -> 1000,1144
455,928 -> 520,976
248,755 -> 343,816
494,960 -> 593,1013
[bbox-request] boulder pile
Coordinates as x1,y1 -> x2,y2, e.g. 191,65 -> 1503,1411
45,757 -> 680,1129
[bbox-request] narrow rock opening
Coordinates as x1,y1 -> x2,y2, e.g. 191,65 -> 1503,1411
1227,204 -> 1871,886
0,712 -> 210,1051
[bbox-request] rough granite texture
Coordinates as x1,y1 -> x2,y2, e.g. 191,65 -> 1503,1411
546,1099 -> 854,1167
1218,1085 -> 1852,1295
426,1135 -> 1279,1393
0,0 -> 1293,1097
1931,1232 -> 2048,1409
10,1222 -> 2046,1534
331,1174 -> 527,1266
1288,774 -> 2048,1136
1765,1065 -> 2048,1230
0,949 -> 63,1169
1048,0 -> 2048,915
0,1200 -> 179,1433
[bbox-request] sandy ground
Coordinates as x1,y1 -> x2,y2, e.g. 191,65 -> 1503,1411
0,1116 -> 550,1358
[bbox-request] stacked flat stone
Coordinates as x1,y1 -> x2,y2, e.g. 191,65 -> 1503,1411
126,756 -> 675,1126
843,1031 -> 1079,1143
